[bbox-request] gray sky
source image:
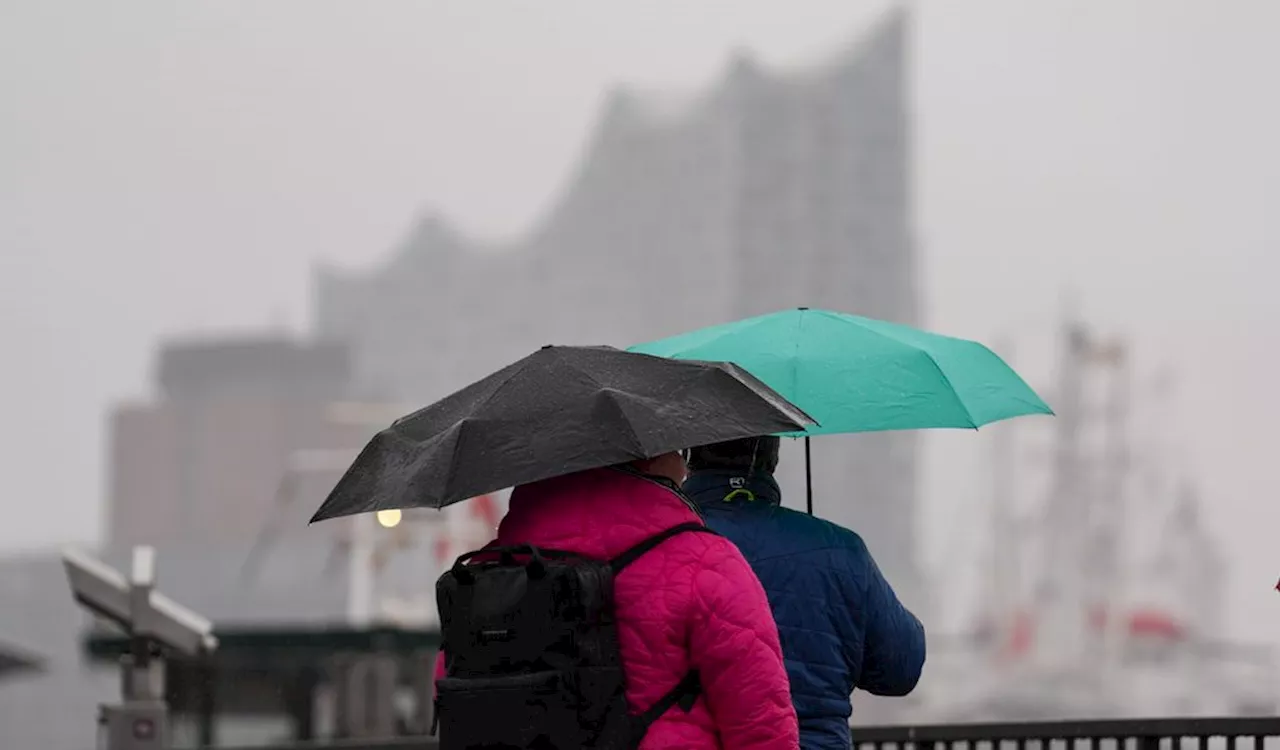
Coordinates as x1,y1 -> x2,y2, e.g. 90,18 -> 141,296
3,0 -> 1278,642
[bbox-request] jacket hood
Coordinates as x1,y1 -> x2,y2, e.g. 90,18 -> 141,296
500,466 -> 704,557
684,469 -> 783,508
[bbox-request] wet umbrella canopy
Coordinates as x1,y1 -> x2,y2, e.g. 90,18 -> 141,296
310,345 -> 815,522
630,308 -> 1052,513
630,308 -> 1051,436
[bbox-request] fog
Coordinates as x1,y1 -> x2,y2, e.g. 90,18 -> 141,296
2,0 -> 1278,712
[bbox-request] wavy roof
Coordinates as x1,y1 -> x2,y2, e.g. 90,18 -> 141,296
325,6 -> 909,278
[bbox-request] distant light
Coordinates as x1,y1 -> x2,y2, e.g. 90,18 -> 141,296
376,509 -> 403,528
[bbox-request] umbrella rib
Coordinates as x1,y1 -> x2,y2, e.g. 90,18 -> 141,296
915,350 -> 980,429
791,309 -> 806,412
467,351 -> 534,418
564,362 -> 648,455
430,353 -> 548,505
385,357 -> 530,511
602,390 -> 647,456
439,419 -> 468,507
813,310 -> 980,429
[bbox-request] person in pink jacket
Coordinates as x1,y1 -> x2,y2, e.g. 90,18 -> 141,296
434,451 -> 799,750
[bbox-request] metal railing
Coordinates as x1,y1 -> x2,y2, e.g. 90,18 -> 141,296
212,717 -> 1280,750
849,717 -> 1280,750
219,740 -> 437,750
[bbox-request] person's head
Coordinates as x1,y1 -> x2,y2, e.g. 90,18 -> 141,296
629,451 -> 688,486
686,435 -> 780,477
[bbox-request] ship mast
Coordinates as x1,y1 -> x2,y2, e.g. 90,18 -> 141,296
979,336 -> 1020,657
1086,333 -> 1130,669
1033,317 -> 1089,667
1032,309 -> 1130,670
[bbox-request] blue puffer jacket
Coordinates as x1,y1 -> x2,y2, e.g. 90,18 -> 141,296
683,469 -> 926,750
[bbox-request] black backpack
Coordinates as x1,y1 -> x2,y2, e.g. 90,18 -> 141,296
432,520 -> 718,749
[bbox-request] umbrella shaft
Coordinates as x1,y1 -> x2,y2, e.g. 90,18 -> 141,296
805,437 -> 814,515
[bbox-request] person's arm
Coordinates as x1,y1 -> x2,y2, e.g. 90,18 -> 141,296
687,538 -> 800,750
845,534 -> 926,696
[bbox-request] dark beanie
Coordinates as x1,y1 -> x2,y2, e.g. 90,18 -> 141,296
687,435 -> 781,476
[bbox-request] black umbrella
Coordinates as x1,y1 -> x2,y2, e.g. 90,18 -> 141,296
310,345 -> 815,521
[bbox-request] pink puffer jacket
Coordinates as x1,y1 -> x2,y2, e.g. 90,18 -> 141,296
434,466 -> 799,750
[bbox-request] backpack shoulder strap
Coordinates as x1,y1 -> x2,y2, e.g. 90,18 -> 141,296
608,522 -> 718,747
628,670 -> 703,747
610,521 -> 719,575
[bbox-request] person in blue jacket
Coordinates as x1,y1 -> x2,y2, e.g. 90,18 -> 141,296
683,436 -> 926,750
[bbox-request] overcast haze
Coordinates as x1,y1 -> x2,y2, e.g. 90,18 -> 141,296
3,0 -> 1279,642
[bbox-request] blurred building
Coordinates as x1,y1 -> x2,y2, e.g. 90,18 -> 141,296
106,334 -> 365,546
313,10 -> 924,601
0,332 -> 449,748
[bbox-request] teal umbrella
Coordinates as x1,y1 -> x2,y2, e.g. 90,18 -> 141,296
629,307 -> 1052,513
